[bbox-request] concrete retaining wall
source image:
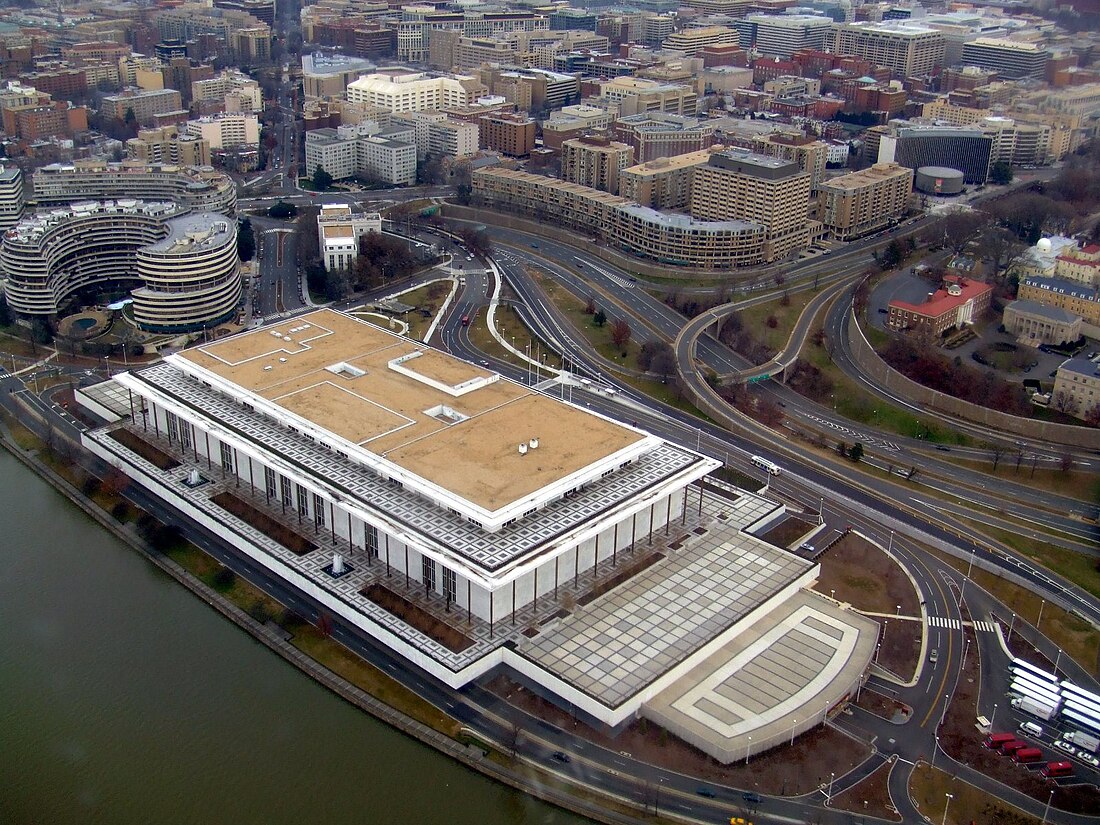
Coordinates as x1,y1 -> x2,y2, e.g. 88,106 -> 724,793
845,310 -> 1098,448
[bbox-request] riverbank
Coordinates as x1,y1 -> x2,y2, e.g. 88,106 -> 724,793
0,415 -> 655,825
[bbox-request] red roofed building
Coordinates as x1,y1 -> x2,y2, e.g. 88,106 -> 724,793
887,275 -> 993,336
1054,242 -> 1100,287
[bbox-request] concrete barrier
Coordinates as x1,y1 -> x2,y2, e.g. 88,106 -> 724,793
845,310 -> 1098,449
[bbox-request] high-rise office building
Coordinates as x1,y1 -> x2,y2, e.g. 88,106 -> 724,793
830,21 -> 945,76
960,38 -> 1049,81
690,149 -> 812,261
748,14 -> 833,58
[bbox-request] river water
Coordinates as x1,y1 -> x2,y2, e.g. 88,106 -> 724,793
0,449 -> 587,825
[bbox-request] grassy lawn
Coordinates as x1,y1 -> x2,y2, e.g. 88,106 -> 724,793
946,455 -> 1100,503
0,330 -> 45,360
926,543 -> 1099,676
803,331 -> 974,446
291,626 -> 461,738
910,764 -> 1041,825
385,279 -> 451,341
530,268 -> 643,369
955,516 -> 1100,602
735,289 -> 816,353
480,304 -> 559,369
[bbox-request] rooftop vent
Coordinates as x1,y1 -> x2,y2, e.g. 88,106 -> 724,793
529,437 -> 539,449
518,443 -> 528,455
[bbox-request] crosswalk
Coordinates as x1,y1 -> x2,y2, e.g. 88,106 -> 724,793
927,616 -> 997,632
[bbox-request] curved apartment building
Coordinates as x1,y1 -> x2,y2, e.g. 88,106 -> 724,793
1,200 -> 242,331
31,160 -> 237,215
472,167 -> 774,267
133,213 -> 242,332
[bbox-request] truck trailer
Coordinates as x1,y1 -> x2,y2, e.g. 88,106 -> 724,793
1011,696 -> 1058,722
1065,730 -> 1100,753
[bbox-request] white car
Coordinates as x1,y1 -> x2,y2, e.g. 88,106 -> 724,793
1054,740 -> 1078,757
1080,752 -> 1099,768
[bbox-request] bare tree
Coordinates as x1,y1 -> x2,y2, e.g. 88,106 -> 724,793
990,443 -> 1005,472
1060,452 -> 1074,474
1052,390 -> 1081,417
611,318 -> 632,348
940,208 -> 989,255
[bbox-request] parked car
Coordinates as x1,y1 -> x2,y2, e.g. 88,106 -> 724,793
742,791 -> 762,804
1054,740 -> 1078,757
551,751 -> 570,763
696,787 -> 716,798
1079,752 -> 1099,768
929,649 -> 938,664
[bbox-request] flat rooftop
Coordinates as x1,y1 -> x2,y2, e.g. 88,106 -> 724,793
176,310 -> 645,514
518,492 -> 814,709
643,589 -> 878,763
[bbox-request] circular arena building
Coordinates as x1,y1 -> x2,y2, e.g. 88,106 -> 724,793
1,199 -> 242,332
914,166 -> 965,195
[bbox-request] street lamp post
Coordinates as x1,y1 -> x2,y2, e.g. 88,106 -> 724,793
942,793 -> 954,825
931,734 -> 938,769
790,719 -> 798,747
990,702 -> 997,729
1042,788 -> 1054,825
827,772 -> 835,804
1054,648 -> 1063,675
966,548 -> 975,578
745,735 -> 752,765
896,604 -> 902,616
1008,612 -> 1016,643
1037,599 -> 1045,630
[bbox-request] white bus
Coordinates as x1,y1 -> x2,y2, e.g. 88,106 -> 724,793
751,455 -> 781,476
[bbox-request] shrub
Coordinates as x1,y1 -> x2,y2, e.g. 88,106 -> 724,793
248,601 -> 272,624
212,567 -> 236,591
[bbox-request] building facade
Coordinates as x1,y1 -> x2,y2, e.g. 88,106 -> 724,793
185,114 -> 260,150
1003,300 -> 1081,347
346,71 -> 487,113
818,162 -> 913,241
305,126 -> 418,185
619,149 -> 714,209
610,113 -> 717,163
1,200 -> 241,331
0,165 -> 25,234
1052,357 -> 1100,420
887,276 -> 993,336
690,150 -> 813,262
101,88 -> 184,125
31,161 -> 236,215
561,135 -> 634,194
127,125 -> 212,167
1018,276 -> 1100,328
316,204 -> 383,272
751,132 -> 828,191
478,113 -> 537,157
878,126 -> 993,185
830,21 -> 945,77
960,38 -> 1048,81
473,167 -> 770,268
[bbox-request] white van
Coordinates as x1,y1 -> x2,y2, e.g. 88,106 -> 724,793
1020,721 -> 1044,738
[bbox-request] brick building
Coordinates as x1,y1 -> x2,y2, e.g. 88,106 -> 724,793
887,276 -> 993,335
